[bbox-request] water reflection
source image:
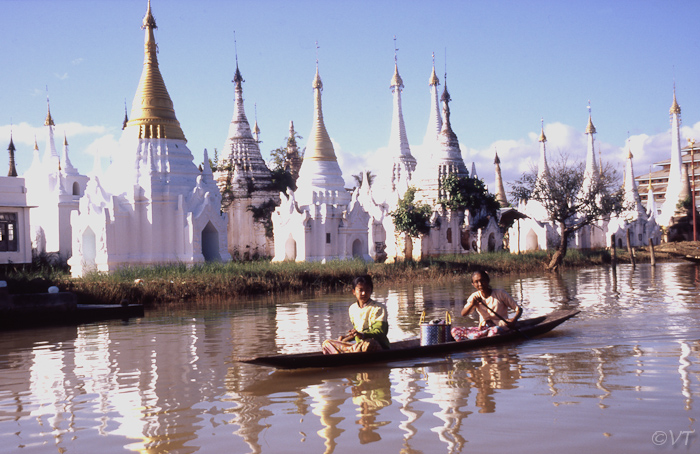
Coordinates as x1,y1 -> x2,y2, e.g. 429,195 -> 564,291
0,262 -> 699,453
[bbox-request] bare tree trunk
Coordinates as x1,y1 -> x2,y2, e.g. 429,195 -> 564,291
547,224 -> 569,271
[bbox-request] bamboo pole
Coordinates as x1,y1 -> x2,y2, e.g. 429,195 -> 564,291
611,234 -> 617,267
626,229 -> 636,267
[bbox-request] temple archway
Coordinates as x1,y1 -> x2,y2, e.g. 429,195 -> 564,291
201,222 -> 220,261
82,227 -> 96,268
352,238 -> 363,258
525,228 -> 539,251
487,233 -> 496,252
284,235 -> 297,261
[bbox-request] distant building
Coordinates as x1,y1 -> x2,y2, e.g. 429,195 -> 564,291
0,135 -> 32,265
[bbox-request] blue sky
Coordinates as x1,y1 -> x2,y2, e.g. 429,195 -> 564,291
2,0 -> 700,193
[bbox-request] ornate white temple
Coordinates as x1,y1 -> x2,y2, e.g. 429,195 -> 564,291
510,112 -> 661,253
214,60 -> 279,260
68,1 -> 229,276
271,63 -> 370,262
23,101 -> 89,263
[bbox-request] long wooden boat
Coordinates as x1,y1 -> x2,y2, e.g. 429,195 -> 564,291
239,309 -> 580,370
0,302 -> 145,330
683,255 -> 700,263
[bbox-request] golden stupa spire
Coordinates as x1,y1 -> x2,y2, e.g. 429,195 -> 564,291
429,52 -> 440,86
305,41 -> 336,162
390,36 -> 403,89
44,91 -> 55,127
126,0 -> 186,141
585,100 -> 596,134
670,83 -> 681,115
539,117 -> 547,142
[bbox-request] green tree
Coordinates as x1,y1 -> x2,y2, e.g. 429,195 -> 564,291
269,132 -> 304,171
268,134 -> 303,196
352,170 -> 376,189
438,173 -> 500,225
510,153 -> 625,271
390,187 -> 432,237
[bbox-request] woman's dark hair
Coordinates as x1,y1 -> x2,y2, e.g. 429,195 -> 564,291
353,275 -> 374,291
471,270 -> 490,284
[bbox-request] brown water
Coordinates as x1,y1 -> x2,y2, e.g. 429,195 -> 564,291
1,262 -> 699,453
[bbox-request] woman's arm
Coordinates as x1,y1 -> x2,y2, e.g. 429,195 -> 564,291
360,320 -> 389,339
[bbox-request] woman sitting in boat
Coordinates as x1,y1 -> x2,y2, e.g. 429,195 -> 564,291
452,270 -> 523,341
322,275 -> 390,354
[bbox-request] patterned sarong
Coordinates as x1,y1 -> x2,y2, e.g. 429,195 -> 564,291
322,338 -> 382,354
451,325 -> 506,341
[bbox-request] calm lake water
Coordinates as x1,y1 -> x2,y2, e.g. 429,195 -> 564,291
1,262 -> 699,453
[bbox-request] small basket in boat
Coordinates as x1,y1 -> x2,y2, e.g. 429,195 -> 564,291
419,311 -> 452,346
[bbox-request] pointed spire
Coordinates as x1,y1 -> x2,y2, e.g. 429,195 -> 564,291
623,139 -> 645,219
61,132 -> 77,174
537,119 -> 550,182
305,43 -> 336,162
581,102 -> 599,194
585,101 -> 596,134
440,71 -> 454,136
387,36 -> 415,191
670,83 -> 681,115
660,86 -> 685,225
45,94 -> 55,127
429,52 -> 440,86
285,120 -> 302,179
253,103 -> 260,143
125,0 -> 186,141
122,100 -> 129,130
494,149 -> 508,207
202,148 -> 213,180
646,166 -> 657,218
423,52 -> 443,147
7,132 -> 17,177
538,118 -> 547,142
390,36 -> 404,89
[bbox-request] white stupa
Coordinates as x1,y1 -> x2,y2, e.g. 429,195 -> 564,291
68,0 -> 229,276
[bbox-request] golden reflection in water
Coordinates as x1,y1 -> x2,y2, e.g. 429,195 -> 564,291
349,371 -> 392,444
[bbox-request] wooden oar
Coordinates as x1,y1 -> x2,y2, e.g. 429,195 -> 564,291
474,297 -> 530,340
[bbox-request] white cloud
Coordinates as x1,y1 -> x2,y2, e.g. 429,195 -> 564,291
71,58 -> 84,66
54,72 -> 69,80
84,134 -> 120,158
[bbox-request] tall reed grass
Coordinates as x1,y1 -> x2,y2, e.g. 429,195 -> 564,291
0,247 -> 659,306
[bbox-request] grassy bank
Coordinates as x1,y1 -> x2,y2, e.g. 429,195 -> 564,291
0,245 -> 686,307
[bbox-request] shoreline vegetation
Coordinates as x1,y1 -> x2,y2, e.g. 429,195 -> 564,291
2,242 -> 698,307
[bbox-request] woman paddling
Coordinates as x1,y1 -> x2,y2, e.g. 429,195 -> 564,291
322,275 -> 390,354
452,270 -> 523,341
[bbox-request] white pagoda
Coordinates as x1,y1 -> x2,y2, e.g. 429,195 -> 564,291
68,1 -> 229,276
23,101 -> 89,263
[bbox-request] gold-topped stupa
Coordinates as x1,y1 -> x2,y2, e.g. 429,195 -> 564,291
126,0 -> 186,141
670,88 -> 681,115
304,66 -> 336,162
